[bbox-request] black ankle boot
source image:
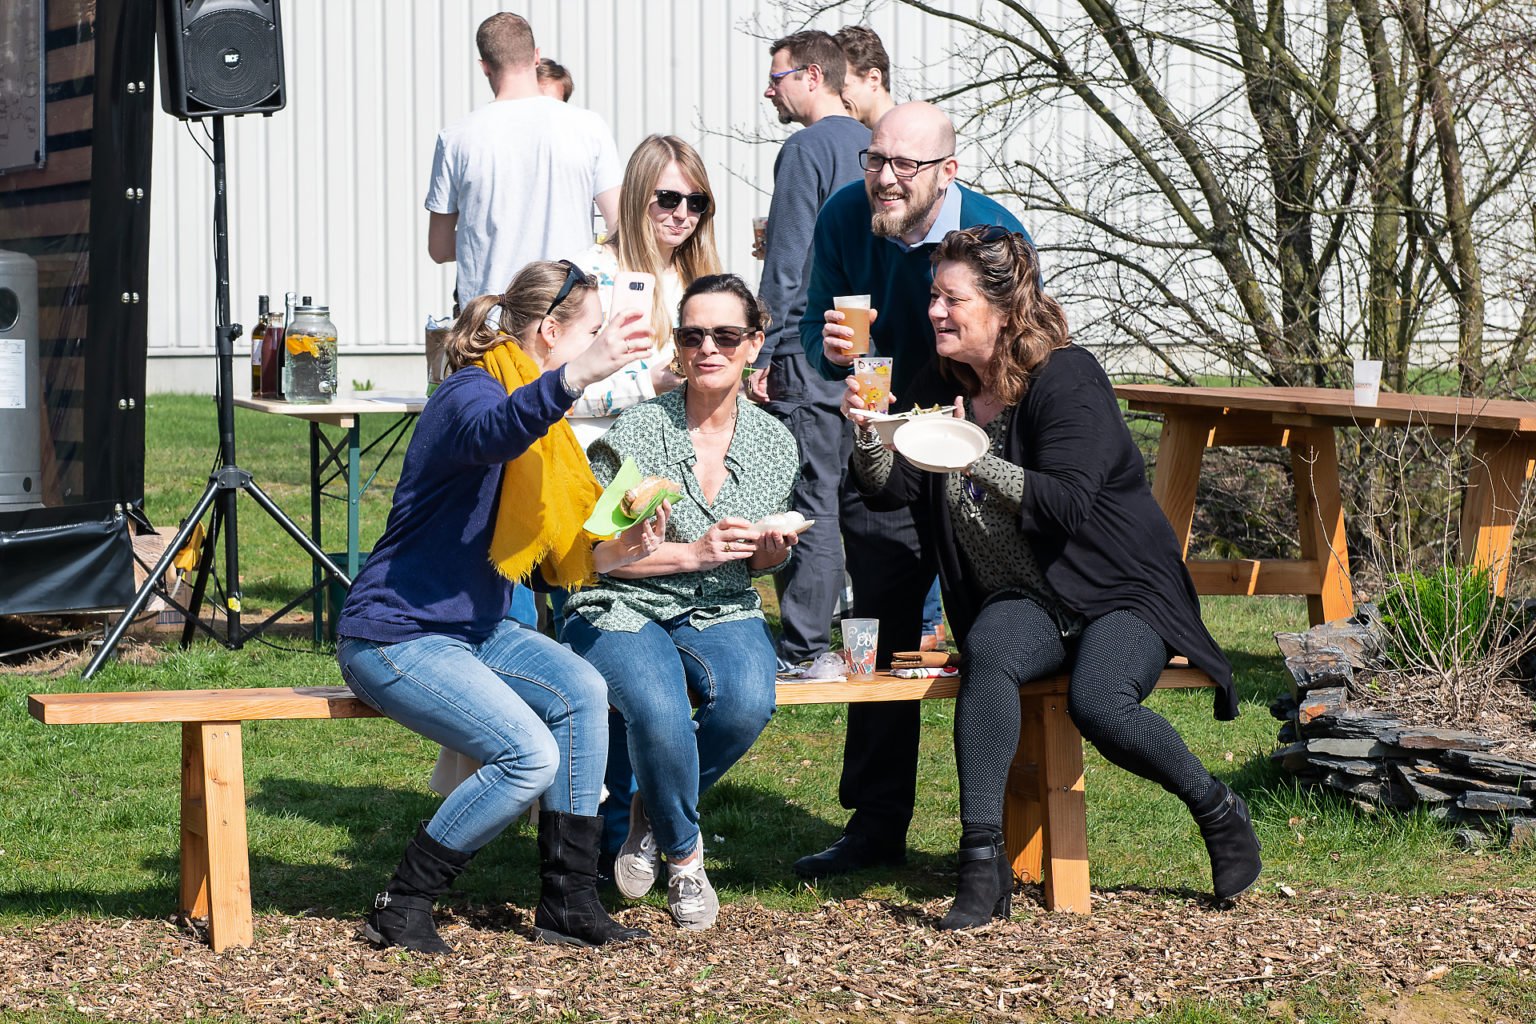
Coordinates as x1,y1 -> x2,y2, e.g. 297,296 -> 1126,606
1190,780 -> 1262,902
533,811 -> 651,946
937,832 -> 1011,931
362,823 -> 473,955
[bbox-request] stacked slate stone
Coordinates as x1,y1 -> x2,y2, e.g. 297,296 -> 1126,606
1271,612 -> 1536,849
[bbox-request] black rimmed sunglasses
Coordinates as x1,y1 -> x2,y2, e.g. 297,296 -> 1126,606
673,325 -> 752,349
543,259 -> 586,318
654,189 -> 710,214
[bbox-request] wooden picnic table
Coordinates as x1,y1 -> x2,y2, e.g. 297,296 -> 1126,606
1114,385 -> 1536,625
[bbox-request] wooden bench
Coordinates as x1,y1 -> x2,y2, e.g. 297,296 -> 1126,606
29,664 -> 1214,950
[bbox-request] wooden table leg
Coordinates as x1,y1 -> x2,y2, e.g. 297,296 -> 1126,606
1004,694 -> 1047,885
1150,411 -> 1216,558
1461,433 -> 1536,596
1289,425 -> 1354,626
1038,696 -> 1091,914
180,722 -> 254,951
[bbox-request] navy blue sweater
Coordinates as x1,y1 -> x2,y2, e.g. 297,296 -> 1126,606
800,181 -> 1025,401
337,365 -> 573,645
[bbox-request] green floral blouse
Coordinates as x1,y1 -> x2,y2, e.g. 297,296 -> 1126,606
565,386 -> 800,633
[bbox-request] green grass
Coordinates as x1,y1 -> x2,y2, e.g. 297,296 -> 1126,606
4,394 -> 1536,1023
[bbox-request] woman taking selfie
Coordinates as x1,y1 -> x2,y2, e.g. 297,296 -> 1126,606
842,227 -> 1258,929
563,274 -> 800,932
336,260 -> 666,953
569,134 -> 723,448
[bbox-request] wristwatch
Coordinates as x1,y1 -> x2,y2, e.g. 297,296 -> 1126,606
556,364 -> 583,400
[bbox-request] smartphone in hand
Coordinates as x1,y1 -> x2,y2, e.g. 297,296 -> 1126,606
609,271 -> 656,326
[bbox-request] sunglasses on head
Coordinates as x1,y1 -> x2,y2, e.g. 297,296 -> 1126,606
673,325 -> 752,349
947,225 -> 1015,247
543,259 -> 586,318
654,189 -> 710,214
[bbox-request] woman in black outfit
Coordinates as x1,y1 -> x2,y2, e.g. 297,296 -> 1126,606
842,226 -> 1261,929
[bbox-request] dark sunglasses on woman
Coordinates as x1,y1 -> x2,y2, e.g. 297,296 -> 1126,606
654,189 -> 710,214
673,325 -> 751,349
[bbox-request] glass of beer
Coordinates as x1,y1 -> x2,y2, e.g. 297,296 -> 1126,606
834,294 -> 872,355
853,356 -> 893,414
752,216 -> 768,260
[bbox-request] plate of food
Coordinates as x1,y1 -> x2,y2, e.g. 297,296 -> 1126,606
892,416 -> 989,473
848,403 -> 954,446
753,510 -> 816,536
583,457 -> 682,537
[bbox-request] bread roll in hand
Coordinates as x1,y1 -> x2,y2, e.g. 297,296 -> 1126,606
754,511 -> 807,533
621,475 -> 680,518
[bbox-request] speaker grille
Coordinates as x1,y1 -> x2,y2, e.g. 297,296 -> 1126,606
184,10 -> 281,110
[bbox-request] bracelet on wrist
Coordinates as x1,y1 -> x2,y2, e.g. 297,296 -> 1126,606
557,364 -> 584,400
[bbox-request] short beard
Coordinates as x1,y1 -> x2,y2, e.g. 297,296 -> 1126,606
870,199 -> 930,239
868,180 -> 942,239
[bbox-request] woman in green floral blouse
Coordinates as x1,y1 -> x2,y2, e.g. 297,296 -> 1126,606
564,274 -> 800,932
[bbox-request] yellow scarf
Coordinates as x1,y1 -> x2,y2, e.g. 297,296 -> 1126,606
474,340 -> 603,588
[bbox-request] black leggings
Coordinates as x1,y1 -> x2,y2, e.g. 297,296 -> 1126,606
955,596 -> 1213,833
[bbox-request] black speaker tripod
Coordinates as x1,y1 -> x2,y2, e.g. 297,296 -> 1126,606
83,117 -> 348,680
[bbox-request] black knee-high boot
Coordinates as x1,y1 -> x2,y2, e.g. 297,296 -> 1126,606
533,811 -> 651,946
362,823 -> 474,955
937,830 -> 1011,930
1190,780 -> 1262,902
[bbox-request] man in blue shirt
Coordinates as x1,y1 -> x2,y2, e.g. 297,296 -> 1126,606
794,102 -> 1028,878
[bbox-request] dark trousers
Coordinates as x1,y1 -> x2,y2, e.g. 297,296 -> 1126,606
764,352 -> 854,662
837,484 -> 936,841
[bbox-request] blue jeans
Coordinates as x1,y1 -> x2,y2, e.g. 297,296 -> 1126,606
564,613 -> 778,860
921,577 -> 943,636
337,619 -> 608,853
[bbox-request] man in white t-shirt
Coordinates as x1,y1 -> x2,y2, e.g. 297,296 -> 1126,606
425,13 -> 622,304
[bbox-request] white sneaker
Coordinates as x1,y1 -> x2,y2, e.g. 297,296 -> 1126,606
614,792 -> 660,899
666,841 -> 719,931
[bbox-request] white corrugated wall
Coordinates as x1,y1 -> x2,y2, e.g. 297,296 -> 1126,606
146,0 -> 1007,392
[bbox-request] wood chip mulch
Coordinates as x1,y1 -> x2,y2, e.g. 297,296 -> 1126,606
4,886 -> 1535,1021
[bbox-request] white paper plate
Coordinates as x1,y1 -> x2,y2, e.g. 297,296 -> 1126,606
892,416 -> 989,473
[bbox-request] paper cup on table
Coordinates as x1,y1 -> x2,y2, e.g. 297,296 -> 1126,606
841,617 -> 879,678
834,294 -> 873,355
1352,359 -> 1383,406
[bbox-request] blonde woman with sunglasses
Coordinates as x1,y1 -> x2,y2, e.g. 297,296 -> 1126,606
564,275 -> 801,932
569,134 -> 723,449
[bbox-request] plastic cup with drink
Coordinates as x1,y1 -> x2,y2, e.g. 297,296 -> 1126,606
841,617 -> 880,679
752,216 -> 768,260
834,294 -> 873,356
853,356 -> 894,414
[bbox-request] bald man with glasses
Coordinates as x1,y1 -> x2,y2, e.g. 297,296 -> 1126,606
794,102 -> 1031,879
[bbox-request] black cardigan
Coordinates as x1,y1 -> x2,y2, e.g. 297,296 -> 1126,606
858,346 -> 1237,720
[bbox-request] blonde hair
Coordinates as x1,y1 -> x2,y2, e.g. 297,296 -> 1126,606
444,261 -> 596,372
932,228 -> 1070,405
610,135 -> 722,345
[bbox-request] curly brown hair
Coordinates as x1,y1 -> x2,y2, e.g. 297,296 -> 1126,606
931,226 -> 1069,405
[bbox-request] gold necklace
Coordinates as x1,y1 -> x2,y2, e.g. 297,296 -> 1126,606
686,398 -> 738,435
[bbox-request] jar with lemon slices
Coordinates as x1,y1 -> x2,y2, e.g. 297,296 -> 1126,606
283,302 -> 338,404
